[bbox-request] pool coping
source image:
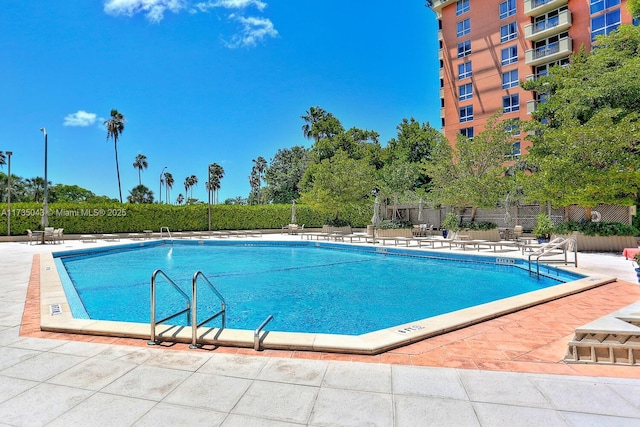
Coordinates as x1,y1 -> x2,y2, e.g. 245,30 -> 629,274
39,241 -> 616,355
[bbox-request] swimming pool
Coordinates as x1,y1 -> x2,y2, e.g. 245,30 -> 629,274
54,240 -> 583,336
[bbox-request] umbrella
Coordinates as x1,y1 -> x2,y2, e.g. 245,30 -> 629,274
291,199 -> 296,224
371,196 -> 380,227
418,198 -> 424,223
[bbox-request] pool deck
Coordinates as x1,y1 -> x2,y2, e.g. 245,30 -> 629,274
2,235 -> 640,425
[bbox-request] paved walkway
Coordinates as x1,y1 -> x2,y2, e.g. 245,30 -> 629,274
2,237 -> 640,426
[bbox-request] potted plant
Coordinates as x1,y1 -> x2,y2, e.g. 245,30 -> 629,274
534,213 -> 554,243
634,253 -> 640,283
441,212 -> 459,238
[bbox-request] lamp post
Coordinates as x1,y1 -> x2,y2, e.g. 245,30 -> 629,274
159,166 -> 167,204
39,128 -> 48,228
207,164 -> 213,231
6,151 -> 12,236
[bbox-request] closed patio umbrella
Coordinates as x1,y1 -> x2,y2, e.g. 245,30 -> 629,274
372,196 -> 380,227
418,198 -> 424,223
291,199 -> 296,224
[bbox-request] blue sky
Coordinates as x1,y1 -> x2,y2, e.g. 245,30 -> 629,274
1,0 -> 440,203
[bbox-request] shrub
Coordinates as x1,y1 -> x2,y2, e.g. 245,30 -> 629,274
533,214 -> 554,238
441,212 -> 459,231
554,221 -> 639,237
459,221 -> 498,231
378,219 -> 413,229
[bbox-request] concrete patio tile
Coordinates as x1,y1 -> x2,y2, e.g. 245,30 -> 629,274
0,375 -> 38,404
532,377 -> 640,418
459,370 -> 552,408
0,383 -> 92,426
143,348 -> 211,372
47,358 -> 137,390
0,346 -> 40,371
93,345 -> 155,364
221,414 -> 304,427
7,336 -> 66,352
0,352 -> 86,382
164,372 -> 252,412
392,365 -> 468,400
132,402 -> 227,427
561,411 -> 640,427
472,402 -> 569,427
232,380 -> 318,424
101,365 -> 190,401
257,357 -> 328,386
49,340 -> 111,357
46,392 -> 156,427
197,353 -> 268,379
321,360 -> 391,393
394,394 -> 480,427
0,326 -> 24,346
309,388 -> 393,427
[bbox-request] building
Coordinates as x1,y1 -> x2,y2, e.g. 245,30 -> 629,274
427,0 -> 636,155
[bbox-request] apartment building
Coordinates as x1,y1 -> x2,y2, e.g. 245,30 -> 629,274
427,0 -> 635,155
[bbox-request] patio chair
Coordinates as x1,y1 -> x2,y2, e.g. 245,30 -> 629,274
26,229 -> 34,245
513,225 -> 523,241
44,227 -> 55,244
53,228 -> 64,244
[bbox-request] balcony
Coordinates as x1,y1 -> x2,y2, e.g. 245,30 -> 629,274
527,100 -> 538,115
524,0 -> 568,17
525,10 -> 572,41
525,37 -> 572,66
428,0 -> 456,13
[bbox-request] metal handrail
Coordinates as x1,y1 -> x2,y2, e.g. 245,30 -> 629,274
190,271 -> 226,348
160,226 -> 172,239
528,237 -> 578,278
254,315 -> 274,351
149,269 -> 191,345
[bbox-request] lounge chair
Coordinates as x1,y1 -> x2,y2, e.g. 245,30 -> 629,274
26,229 -> 34,245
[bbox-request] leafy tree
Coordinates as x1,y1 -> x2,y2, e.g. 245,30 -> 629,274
49,184 -> 97,202
104,109 -> 126,203
521,25 -> 640,215
127,184 -> 154,203
263,146 -> 310,203
424,113 -> 517,220
629,0 -> 640,19
301,106 -> 344,143
24,177 -> 50,202
133,154 -> 148,186
300,149 -> 376,220
224,196 -> 248,205
377,160 -> 423,219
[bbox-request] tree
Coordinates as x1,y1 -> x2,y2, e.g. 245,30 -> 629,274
249,156 -> 267,204
521,25 -> 640,215
163,171 -> 174,204
629,0 -> 640,19
263,146 -> 309,203
176,193 -> 184,205
208,163 -> 224,204
424,113 -> 517,220
49,184 -> 97,202
24,177 -> 50,202
0,151 -> 5,167
127,184 -> 154,203
132,154 -> 148,186
104,109 -> 126,203
301,106 -> 344,143
377,160 -> 423,220
300,149 -> 377,220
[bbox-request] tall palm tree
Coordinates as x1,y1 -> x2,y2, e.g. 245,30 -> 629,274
132,154 -> 148,186
251,157 -> 267,204
176,193 -> 184,205
0,151 -> 6,167
188,174 -> 198,199
104,109 -> 126,203
163,171 -> 174,204
301,106 -> 327,142
127,184 -> 154,203
208,163 -> 224,204
184,177 -> 190,200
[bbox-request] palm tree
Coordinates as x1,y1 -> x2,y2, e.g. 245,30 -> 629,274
163,171 -> 174,204
104,109 -> 126,203
25,177 -> 49,202
0,151 -> 6,167
176,193 -> 184,205
301,106 -> 327,142
250,157 -> 267,204
132,154 -> 148,186
127,184 -> 154,203
208,163 -> 224,204
188,174 -> 198,199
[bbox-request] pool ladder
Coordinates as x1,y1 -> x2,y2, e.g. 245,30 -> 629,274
148,269 -> 275,350
148,269 -> 226,349
527,237 -> 577,279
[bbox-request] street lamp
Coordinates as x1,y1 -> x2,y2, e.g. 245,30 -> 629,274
40,128 -> 48,228
6,151 -> 12,236
159,166 -> 167,204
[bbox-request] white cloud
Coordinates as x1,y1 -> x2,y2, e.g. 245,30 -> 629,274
104,0 -> 188,23
194,0 -> 266,12
224,15 -> 277,48
63,111 -> 98,127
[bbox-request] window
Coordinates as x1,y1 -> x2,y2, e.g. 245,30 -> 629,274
457,18 -> 471,37
591,9 -> 621,40
456,0 -> 470,15
460,127 -> 474,138
459,83 -> 473,101
458,61 -> 472,79
459,105 -> 474,123
505,119 -> 521,136
511,142 -> 521,157
503,94 -> 520,113
501,45 -> 518,66
499,0 -> 516,19
502,70 -> 519,89
590,0 -> 620,14
500,22 -> 517,43
457,40 -> 471,58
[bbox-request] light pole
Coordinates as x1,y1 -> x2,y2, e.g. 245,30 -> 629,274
6,151 -> 12,236
159,166 -> 167,204
40,128 -> 48,228
207,164 -> 214,231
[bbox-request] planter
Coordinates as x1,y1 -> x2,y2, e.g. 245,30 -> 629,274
376,228 -> 413,238
465,229 -> 501,242
442,230 -> 448,238
557,233 -> 639,252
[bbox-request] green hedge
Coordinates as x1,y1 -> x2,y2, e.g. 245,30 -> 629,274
0,202 -> 372,235
553,221 -> 639,237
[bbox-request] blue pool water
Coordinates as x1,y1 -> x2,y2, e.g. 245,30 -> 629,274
54,241 -> 583,335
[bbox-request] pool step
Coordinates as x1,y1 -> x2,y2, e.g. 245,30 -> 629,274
564,302 -> 640,366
